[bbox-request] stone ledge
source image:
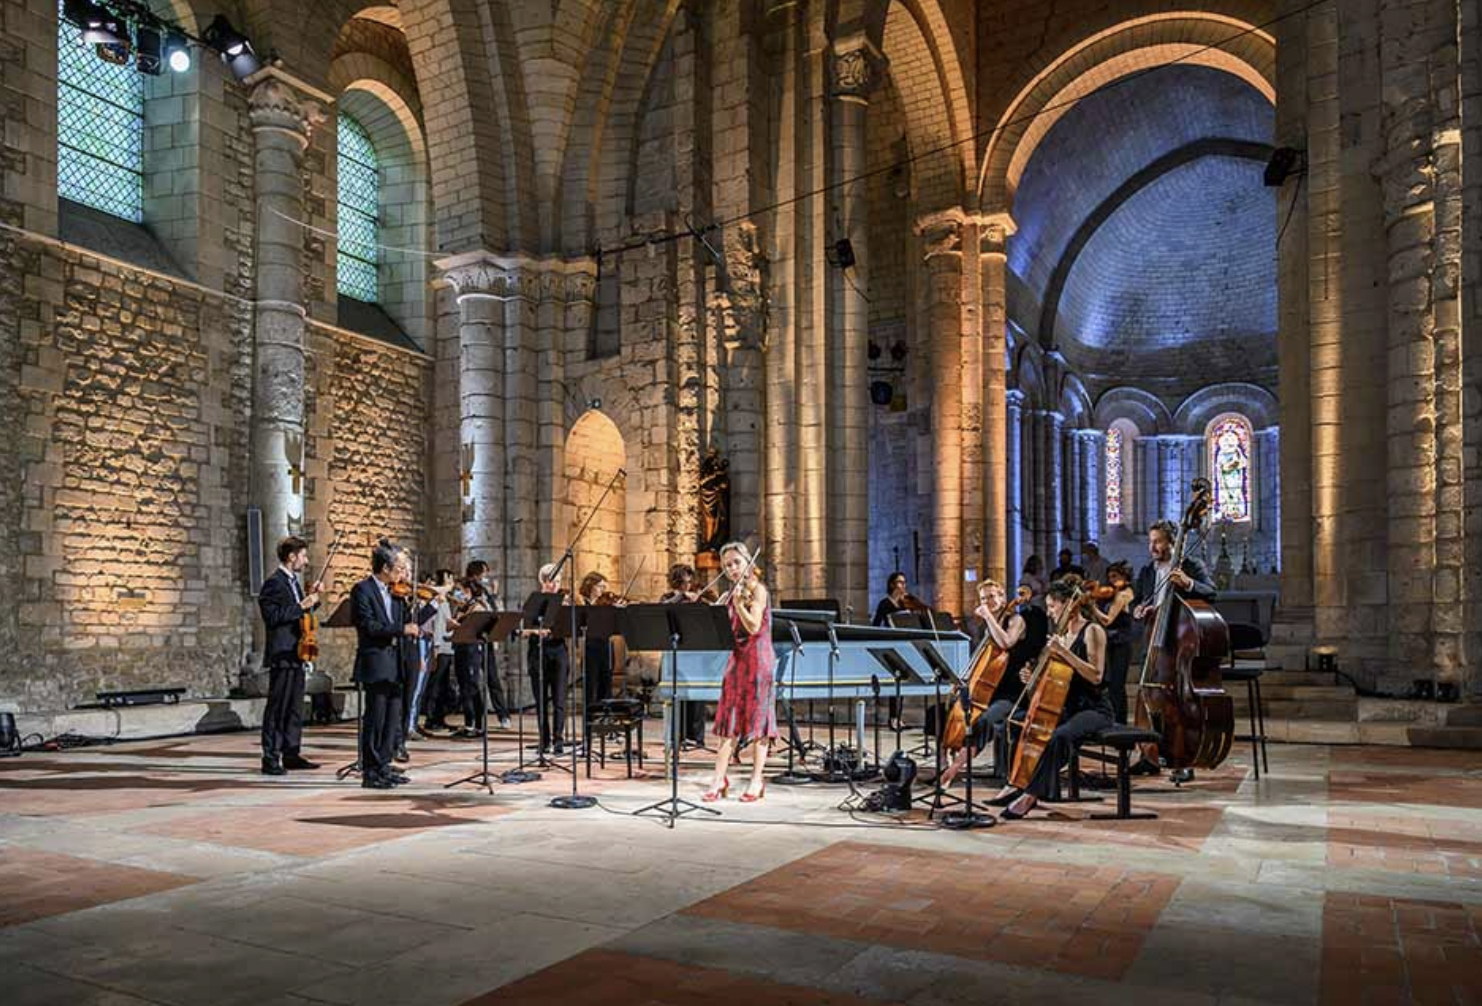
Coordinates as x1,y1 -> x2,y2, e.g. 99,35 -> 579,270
12,693 -> 360,746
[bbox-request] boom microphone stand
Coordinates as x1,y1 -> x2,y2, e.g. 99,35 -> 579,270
773,618 -> 812,786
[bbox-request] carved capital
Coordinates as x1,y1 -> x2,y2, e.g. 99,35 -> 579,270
246,69 -> 328,148
977,212 -> 1018,255
914,209 -> 964,260
830,35 -> 886,103
436,252 -> 526,302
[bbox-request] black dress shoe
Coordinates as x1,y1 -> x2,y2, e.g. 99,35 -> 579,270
282,754 -> 319,770
387,769 -> 410,783
552,741 -> 565,756
394,747 -> 410,764
1129,759 -> 1161,777
362,774 -> 395,790
1170,768 -> 1195,784
987,789 -> 1022,807
262,757 -> 286,776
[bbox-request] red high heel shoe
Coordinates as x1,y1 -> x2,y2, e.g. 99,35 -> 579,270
702,778 -> 730,802
740,782 -> 767,803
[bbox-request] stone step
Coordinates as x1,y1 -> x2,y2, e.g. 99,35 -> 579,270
1444,705 -> 1482,727
1254,670 -> 1340,688
1407,726 -> 1482,750
1257,699 -> 1359,720
1231,684 -> 1355,703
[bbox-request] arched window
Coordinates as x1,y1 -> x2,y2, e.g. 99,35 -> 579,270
336,113 -> 379,303
1105,419 -> 1138,530
57,2 -> 143,221
1207,414 -> 1253,523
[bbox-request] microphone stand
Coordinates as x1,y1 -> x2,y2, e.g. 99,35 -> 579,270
774,618 -> 811,786
813,618 -> 848,783
544,468 -> 625,811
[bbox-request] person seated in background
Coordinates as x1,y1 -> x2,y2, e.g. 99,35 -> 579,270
1050,548 -> 1084,582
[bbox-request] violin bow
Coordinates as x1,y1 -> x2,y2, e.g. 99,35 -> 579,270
310,535 -> 343,593
616,555 -> 648,603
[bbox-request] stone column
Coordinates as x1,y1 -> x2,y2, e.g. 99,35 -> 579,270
1046,411 -> 1065,561
1063,429 -> 1082,548
1074,428 -> 1105,551
438,253 -> 522,581
246,71 -> 326,547
916,211 -> 965,613
826,36 -> 883,616
979,217 -> 1015,584
1023,408 -> 1044,564
1005,390 -> 1025,585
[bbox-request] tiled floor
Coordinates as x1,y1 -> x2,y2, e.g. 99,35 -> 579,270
2,719 -> 1481,1005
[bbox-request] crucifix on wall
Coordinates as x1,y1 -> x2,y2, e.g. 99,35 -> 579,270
285,432 -> 305,496
460,443 -> 475,498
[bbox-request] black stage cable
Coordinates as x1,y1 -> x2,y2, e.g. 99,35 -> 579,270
593,0 -> 1329,262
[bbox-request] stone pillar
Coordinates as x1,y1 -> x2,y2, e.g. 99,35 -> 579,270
979,217 -> 1015,584
826,36 -> 883,616
438,253 -> 521,581
916,211 -> 965,613
1063,429 -> 1082,548
1046,411 -> 1064,561
246,71 -> 326,547
1073,428 -> 1105,552
1023,408 -> 1045,564
1006,390 -> 1024,584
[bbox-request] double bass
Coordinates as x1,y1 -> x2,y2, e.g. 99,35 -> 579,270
942,586 -> 1031,753
1135,479 -> 1234,770
1006,583 -> 1089,790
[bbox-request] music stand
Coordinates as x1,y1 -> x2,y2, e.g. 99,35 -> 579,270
445,610 -> 524,791
522,591 -> 571,775
627,603 -> 730,827
549,602 -> 596,809
913,640 -> 968,816
772,616 -> 814,786
318,596 -> 362,780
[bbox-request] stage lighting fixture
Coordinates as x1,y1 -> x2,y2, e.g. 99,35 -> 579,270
165,31 -> 191,72
135,24 -> 163,74
204,14 -> 260,79
1263,146 -> 1306,187
64,0 -> 126,48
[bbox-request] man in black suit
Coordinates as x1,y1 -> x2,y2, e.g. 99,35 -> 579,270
1130,519 -> 1218,780
257,536 -> 322,776
352,540 -> 419,789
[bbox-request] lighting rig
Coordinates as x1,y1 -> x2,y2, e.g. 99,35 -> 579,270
60,0 -> 261,81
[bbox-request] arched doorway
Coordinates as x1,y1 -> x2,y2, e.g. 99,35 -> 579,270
563,410 -> 627,589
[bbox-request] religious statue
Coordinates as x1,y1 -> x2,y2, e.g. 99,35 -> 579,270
1213,423 -> 1250,522
698,448 -> 730,554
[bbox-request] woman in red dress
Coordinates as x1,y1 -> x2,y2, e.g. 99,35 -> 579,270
704,542 -> 776,803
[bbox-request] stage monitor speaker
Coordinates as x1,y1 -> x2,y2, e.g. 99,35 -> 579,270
246,506 -> 264,595
831,238 -> 856,269
1263,147 -> 1305,186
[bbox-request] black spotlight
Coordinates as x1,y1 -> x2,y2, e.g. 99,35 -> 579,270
867,340 -> 881,361
1264,146 -> 1306,186
204,14 -> 260,80
831,238 -> 856,269
64,0 -> 126,47
136,24 -> 164,74
889,339 -> 907,363
164,31 -> 191,73
869,380 -> 893,406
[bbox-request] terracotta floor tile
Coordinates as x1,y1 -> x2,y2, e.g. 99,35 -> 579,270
1321,892 -> 1482,1006
0,846 -> 198,927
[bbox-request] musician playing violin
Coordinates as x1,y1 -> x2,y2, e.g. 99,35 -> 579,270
1129,520 -> 1218,779
257,535 -> 323,776
703,542 -> 776,804
1088,561 -> 1137,724
660,564 -> 710,745
578,571 -> 620,720
527,563 -> 571,754
940,579 -> 1046,787
996,577 -> 1113,820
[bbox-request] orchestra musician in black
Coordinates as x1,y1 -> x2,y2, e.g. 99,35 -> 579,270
351,540 -> 419,789
256,535 -> 322,776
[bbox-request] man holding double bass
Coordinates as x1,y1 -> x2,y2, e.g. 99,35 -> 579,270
257,536 -> 323,776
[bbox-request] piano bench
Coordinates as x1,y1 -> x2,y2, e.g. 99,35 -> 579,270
587,699 -> 645,779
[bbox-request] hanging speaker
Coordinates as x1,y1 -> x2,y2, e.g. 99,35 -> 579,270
246,506 -> 264,594
831,238 -> 856,269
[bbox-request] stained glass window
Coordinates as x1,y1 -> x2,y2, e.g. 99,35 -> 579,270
1105,427 -> 1123,527
1208,415 -> 1253,523
57,2 -> 144,221
337,113 -> 379,302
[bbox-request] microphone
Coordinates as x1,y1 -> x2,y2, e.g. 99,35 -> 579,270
845,604 -> 854,625
870,673 -> 880,698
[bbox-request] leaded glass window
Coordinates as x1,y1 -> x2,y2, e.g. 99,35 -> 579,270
57,1 -> 144,221
1105,427 -> 1123,527
337,113 -> 379,302
1208,415 -> 1253,523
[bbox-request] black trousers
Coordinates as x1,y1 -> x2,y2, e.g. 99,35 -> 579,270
361,680 -> 402,778
456,643 -> 508,725
967,697 -> 1017,755
1024,708 -> 1113,800
261,659 -> 305,759
423,652 -> 455,723
1105,641 -> 1132,723
528,642 -> 569,747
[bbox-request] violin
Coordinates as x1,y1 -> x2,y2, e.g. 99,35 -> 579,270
901,592 -> 931,613
296,537 -> 341,664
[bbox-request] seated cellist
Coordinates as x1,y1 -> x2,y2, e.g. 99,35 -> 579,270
939,579 -> 1044,786
995,577 -> 1113,821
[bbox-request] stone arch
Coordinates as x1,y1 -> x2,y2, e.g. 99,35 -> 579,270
977,11 -> 1276,214
1057,371 -> 1094,429
1175,381 -> 1278,433
1094,386 -> 1174,435
563,410 -> 628,591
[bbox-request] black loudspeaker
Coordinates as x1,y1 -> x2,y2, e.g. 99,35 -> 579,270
1263,147 -> 1305,186
832,238 -> 856,268
0,712 -> 19,757
246,506 -> 264,594
870,380 -> 894,406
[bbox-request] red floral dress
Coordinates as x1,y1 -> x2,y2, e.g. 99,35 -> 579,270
712,594 -> 777,741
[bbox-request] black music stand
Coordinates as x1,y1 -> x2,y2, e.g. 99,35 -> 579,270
445,610 -> 525,792
318,596 -> 362,781
579,604 -> 623,763
522,591 -> 572,775
772,616 -> 814,786
550,602 -> 595,809
627,603 -> 729,827
868,647 -> 916,760
913,640 -> 968,817
938,683 -> 995,830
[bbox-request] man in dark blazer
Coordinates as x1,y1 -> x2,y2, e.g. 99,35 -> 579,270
1130,519 -> 1218,780
258,536 -> 322,776
352,540 -> 419,789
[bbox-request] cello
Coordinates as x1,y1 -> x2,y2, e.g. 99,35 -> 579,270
1006,583 -> 1089,791
1134,479 -> 1234,770
942,586 -> 1031,753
